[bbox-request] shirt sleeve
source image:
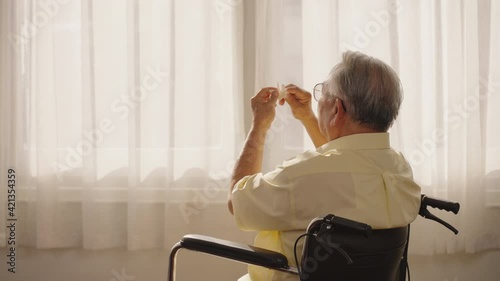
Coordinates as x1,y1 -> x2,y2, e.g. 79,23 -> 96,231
231,166 -> 295,231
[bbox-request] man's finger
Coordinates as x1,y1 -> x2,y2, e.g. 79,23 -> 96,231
268,90 -> 279,105
285,87 -> 305,98
254,87 -> 278,100
284,93 -> 300,107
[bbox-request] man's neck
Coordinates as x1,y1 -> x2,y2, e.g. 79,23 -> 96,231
328,122 -> 383,141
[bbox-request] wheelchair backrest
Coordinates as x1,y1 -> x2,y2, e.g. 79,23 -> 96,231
300,218 -> 408,281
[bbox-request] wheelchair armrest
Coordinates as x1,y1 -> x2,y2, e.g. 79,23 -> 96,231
179,234 -> 290,270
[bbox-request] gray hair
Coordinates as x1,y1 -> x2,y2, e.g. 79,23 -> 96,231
323,51 -> 403,132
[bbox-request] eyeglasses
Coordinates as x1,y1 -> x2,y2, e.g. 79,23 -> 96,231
313,82 -> 347,112
313,83 -> 324,101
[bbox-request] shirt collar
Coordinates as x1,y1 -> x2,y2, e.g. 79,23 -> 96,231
317,133 -> 391,152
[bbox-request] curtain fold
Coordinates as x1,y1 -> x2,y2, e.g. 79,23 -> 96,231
254,0 -> 308,172
0,0 -> 245,250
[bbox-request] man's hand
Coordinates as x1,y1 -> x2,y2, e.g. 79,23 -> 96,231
282,84 -> 328,148
281,84 -> 315,122
251,87 -> 279,130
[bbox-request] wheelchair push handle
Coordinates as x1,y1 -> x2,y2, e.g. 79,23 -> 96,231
421,195 -> 460,214
419,194 -> 460,235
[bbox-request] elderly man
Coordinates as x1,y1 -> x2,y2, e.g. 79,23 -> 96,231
228,51 -> 421,281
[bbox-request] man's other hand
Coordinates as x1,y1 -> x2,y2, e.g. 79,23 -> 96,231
283,84 -> 315,122
251,87 -> 279,130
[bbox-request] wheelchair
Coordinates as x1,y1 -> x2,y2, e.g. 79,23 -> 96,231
168,195 -> 460,281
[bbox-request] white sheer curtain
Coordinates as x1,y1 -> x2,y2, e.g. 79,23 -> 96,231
2,0 -> 500,255
0,0 -> 244,249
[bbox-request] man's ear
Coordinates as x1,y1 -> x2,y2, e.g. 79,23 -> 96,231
330,98 -> 345,127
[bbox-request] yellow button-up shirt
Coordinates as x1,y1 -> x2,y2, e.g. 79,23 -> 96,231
232,133 -> 421,281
